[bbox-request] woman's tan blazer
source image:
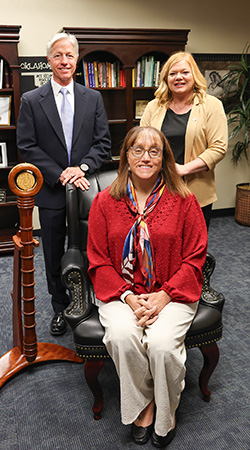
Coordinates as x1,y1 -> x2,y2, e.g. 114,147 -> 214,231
140,94 -> 228,207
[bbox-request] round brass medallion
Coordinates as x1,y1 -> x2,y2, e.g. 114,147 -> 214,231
16,171 -> 36,191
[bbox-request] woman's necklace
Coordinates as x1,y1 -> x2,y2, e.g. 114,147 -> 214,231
170,101 -> 192,114
172,102 -> 187,110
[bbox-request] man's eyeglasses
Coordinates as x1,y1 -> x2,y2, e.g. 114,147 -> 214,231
128,146 -> 163,159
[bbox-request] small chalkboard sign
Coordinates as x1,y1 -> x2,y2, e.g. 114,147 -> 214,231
19,57 -> 52,95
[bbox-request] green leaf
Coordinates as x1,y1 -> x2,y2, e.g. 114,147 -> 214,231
220,42 -> 250,164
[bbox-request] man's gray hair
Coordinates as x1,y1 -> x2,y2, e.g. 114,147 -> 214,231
46,32 -> 79,58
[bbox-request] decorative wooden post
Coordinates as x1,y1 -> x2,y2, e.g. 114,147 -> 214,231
0,163 -> 82,388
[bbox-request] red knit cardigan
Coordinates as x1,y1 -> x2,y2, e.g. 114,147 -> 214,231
87,187 -> 207,303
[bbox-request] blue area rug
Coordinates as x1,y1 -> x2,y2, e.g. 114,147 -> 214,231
0,215 -> 249,449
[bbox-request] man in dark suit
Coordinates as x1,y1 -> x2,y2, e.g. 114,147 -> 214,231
17,32 -> 111,335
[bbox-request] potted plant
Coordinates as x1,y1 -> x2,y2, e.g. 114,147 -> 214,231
220,44 -> 250,226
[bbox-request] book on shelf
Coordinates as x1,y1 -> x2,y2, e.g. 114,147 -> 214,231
154,60 -> 161,87
4,61 -> 11,88
144,57 -> 151,87
84,61 -> 88,86
140,57 -> 145,87
82,59 -> 89,87
88,62 -> 95,88
106,62 -> 110,87
93,61 -> 99,87
132,68 -> 135,87
120,67 -> 125,88
98,62 -> 102,87
0,59 -> 12,89
0,59 -> 3,89
0,142 -> 8,167
136,60 -> 141,87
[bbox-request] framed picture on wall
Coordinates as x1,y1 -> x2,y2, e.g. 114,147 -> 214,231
0,95 -> 11,126
135,100 -> 149,119
0,142 -> 8,167
193,53 -> 241,99
205,69 -> 230,98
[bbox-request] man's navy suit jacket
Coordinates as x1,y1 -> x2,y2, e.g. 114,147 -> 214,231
17,81 -> 111,209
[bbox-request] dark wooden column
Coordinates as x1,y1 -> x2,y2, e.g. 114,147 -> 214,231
0,163 -> 82,389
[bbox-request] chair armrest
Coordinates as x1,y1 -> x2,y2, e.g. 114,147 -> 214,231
199,290 -> 225,312
61,248 -> 92,329
200,253 -> 225,313
61,247 -> 85,277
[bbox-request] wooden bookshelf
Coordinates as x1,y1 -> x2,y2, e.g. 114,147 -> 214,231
62,27 -> 190,158
0,25 -> 22,252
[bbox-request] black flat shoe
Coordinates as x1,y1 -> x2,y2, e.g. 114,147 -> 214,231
151,428 -> 176,448
50,312 -> 67,336
132,422 -> 154,445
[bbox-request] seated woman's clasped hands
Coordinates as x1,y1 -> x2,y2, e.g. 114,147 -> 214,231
127,290 -> 171,327
87,126 -> 207,448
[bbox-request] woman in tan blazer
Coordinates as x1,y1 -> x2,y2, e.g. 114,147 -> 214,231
140,51 -> 228,228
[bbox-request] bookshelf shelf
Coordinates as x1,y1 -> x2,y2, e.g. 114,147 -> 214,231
133,87 -> 156,90
109,119 -> 127,124
96,87 -> 126,91
62,27 -> 189,158
0,88 -> 14,93
0,126 -> 16,130
0,25 -> 21,252
0,199 -> 17,206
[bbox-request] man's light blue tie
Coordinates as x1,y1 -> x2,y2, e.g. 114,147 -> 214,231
60,87 -> 73,164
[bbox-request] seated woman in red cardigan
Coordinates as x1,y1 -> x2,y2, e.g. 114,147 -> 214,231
87,126 -> 207,448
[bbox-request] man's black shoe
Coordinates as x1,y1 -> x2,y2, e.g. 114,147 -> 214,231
50,312 -> 67,336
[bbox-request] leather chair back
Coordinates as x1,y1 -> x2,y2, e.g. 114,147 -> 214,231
66,170 -> 117,260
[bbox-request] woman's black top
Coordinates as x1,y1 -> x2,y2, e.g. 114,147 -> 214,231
161,109 -> 191,165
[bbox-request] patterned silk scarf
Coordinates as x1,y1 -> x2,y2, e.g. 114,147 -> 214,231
121,175 -> 165,291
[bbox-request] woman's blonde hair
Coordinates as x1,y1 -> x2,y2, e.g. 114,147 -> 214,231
109,126 -> 190,200
155,51 -> 207,107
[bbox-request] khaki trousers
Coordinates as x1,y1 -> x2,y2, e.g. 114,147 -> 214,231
97,299 -> 198,436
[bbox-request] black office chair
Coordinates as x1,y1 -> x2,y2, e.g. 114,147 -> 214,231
61,170 -> 225,419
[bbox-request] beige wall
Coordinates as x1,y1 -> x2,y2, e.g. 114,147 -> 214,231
2,0 -> 250,55
2,0 -> 250,227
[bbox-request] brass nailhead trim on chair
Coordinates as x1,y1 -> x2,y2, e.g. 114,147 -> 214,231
75,344 -> 110,359
67,272 -> 84,315
185,335 -> 222,349
202,260 -> 221,301
185,327 -> 223,349
75,325 -> 223,356
186,326 -> 222,341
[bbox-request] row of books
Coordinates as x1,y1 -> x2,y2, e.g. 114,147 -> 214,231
0,59 -> 12,89
82,60 -> 125,88
132,56 -> 162,88
80,55 -> 163,89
